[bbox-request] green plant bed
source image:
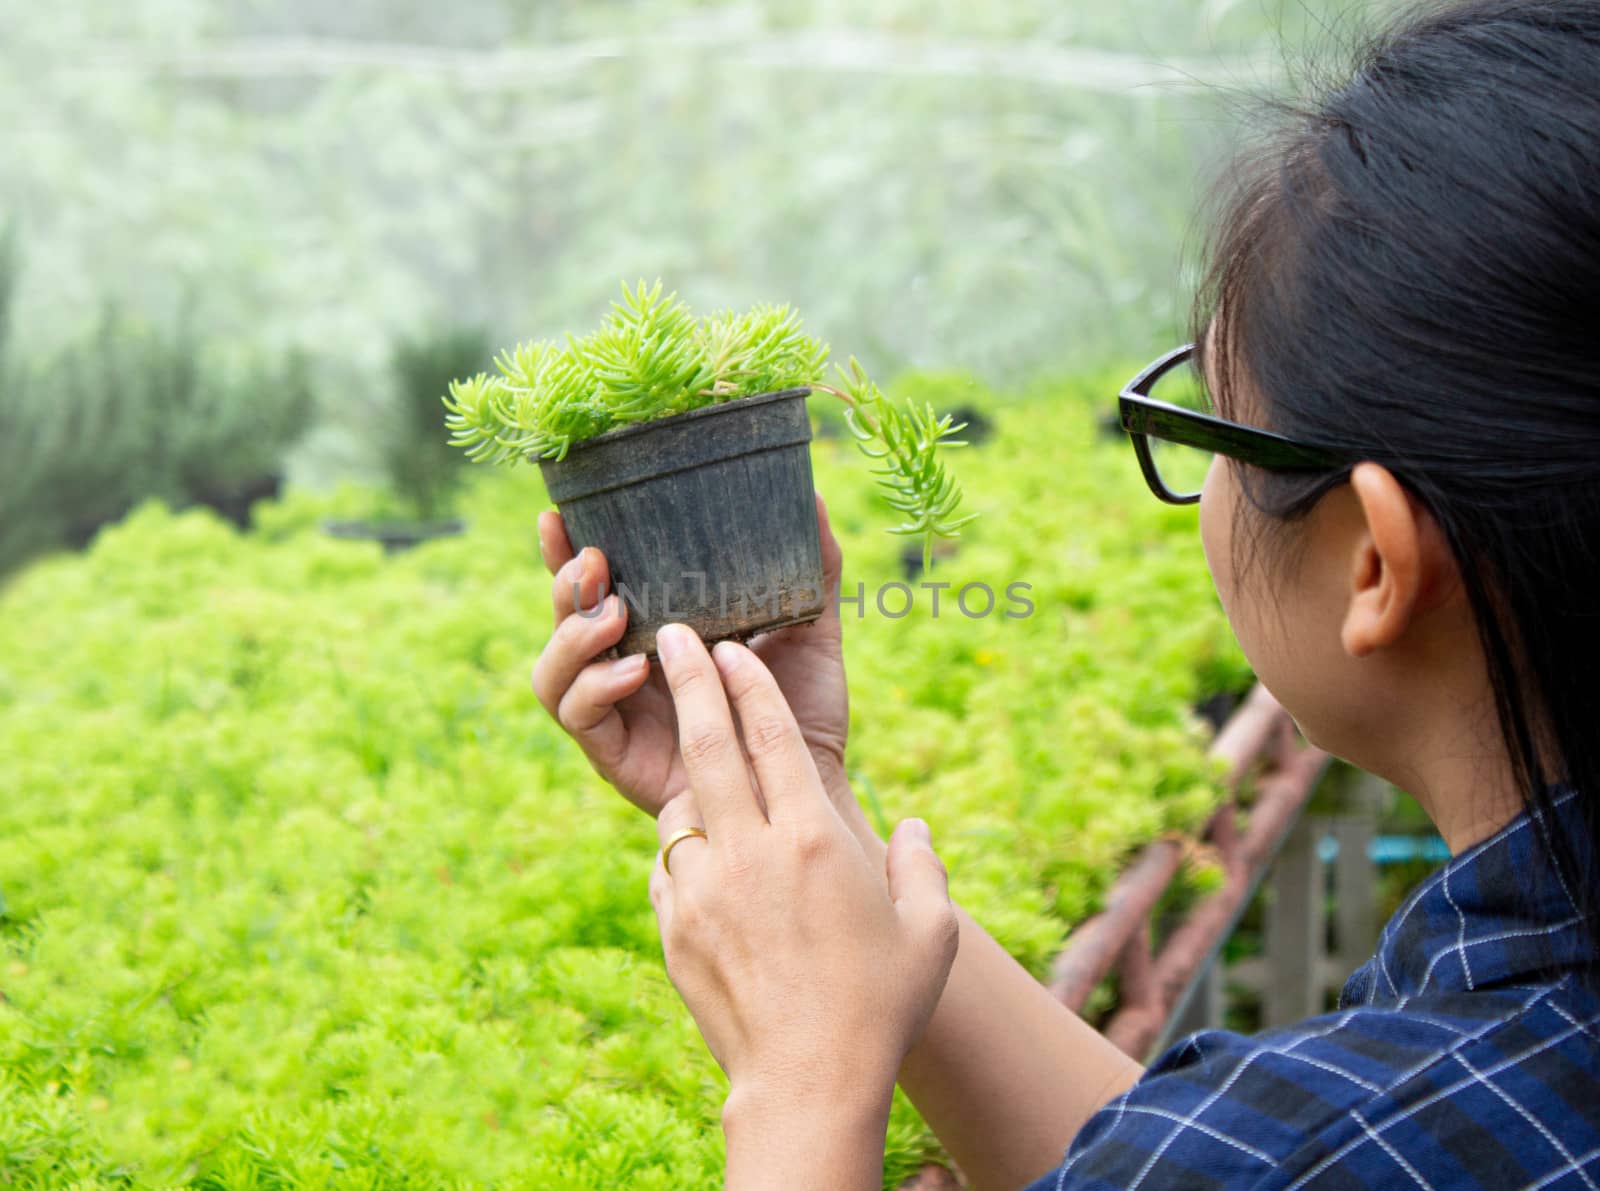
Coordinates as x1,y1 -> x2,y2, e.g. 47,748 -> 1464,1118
0,364 -> 1249,1188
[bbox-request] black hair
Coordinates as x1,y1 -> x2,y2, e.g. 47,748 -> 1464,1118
1186,0 -> 1600,987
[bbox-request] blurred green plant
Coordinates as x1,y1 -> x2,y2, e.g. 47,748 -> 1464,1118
380,324 -> 491,522
0,225 -> 60,572
172,343 -> 316,521
444,279 -> 977,573
0,233 -> 314,579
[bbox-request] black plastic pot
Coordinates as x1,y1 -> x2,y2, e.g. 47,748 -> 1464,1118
1192,681 -> 1255,733
323,518 -> 466,554
537,387 -> 828,660
946,404 -> 994,446
193,472 -> 285,530
899,538 -> 960,582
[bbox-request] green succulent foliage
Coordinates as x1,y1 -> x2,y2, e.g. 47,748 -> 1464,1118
442,279 -> 975,570
835,356 -> 979,575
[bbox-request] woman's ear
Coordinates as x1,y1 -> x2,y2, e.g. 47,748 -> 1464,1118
1339,462 -> 1455,657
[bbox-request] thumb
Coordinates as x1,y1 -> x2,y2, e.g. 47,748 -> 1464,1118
886,818 -> 956,950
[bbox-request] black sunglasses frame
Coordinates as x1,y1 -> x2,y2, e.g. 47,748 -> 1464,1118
1119,342 -> 1354,505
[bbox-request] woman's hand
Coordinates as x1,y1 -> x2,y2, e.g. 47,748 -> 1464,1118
531,490 -> 856,825
645,621 -> 959,1138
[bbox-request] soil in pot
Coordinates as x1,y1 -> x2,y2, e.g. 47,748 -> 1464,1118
537,387 -> 828,660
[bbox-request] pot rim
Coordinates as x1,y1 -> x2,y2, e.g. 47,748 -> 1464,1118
534,386 -> 812,459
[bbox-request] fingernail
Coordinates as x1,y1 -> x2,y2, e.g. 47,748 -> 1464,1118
655,624 -> 685,661
612,653 -> 645,676
712,641 -> 742,673
907,818 -> 931,845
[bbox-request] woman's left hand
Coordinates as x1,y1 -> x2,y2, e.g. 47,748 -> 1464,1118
646,621 -> 960,1122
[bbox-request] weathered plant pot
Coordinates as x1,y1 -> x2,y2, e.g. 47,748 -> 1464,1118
537,387 -> 828,660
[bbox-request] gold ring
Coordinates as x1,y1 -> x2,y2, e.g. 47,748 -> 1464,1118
661,826 -> 709,876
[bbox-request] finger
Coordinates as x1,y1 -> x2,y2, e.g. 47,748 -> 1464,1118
709,638 -> 827,827
532,593 -> 629,719
551,546 -> 611,623
656,789 -> 710,881
537,509 -> 576,576
555,651 -> 651,764
655,623 -> 766,835
886,818 -> 956,952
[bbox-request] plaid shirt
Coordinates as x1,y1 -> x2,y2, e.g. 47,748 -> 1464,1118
1024,785 -> 1600,1190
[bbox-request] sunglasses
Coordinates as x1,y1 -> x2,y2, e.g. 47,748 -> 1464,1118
1118,342 -> 1355,505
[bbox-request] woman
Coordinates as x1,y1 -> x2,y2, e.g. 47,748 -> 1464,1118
531,0 -> 1600,1184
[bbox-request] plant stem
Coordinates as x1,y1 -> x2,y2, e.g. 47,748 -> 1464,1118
807,382 -> 883,437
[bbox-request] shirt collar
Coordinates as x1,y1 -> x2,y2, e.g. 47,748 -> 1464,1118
1340,783 -> 1595,1007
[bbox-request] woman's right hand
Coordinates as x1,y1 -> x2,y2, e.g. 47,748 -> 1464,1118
531,489 -> 865,832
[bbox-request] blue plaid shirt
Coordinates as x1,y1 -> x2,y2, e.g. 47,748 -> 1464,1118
1024,784 -> 1600,1190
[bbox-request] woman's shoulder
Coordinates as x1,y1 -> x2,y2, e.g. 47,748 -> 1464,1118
1024,976 -> 1600,1190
